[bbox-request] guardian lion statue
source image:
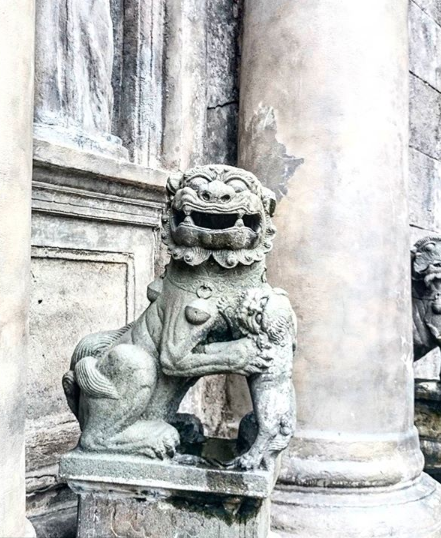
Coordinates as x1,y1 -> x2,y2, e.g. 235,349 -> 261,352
412,236 -> 441,364
62,164 -> 296,471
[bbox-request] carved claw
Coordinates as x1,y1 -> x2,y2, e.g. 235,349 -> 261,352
238,350 -> 274,376
157,427 -> 180,459
226,452 -> 263,471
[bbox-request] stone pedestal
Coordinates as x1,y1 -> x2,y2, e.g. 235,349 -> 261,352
415,379 -> 441,481
60,445 -> 272,538
238,0 -> 441,535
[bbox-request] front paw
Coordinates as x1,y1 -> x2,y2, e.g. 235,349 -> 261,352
140,421 -> 180,459
234,339 -> 274,375
228,452 -> 263,471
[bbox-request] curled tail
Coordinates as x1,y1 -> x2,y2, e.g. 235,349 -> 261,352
71,323 -> 133,368
63,323 -> 131,418
75,356 -> 119,399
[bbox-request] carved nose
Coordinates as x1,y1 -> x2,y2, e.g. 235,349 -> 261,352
199,181 -> 235,204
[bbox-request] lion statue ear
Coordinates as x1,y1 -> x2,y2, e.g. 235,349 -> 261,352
166,172 -> 184,198
262,187 -> 277,217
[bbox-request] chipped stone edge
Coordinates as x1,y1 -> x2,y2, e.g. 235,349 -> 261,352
59,449 -> 273,499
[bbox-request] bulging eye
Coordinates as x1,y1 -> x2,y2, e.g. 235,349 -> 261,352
226,179 -> 248,192
188,177 -> 209,191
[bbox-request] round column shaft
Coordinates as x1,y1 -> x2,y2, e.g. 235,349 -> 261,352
238,1 -> 441,536
0,1 -> 36,536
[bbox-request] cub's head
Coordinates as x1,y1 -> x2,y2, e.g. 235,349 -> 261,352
161,165 -> 277,268
412,236 -> 441,289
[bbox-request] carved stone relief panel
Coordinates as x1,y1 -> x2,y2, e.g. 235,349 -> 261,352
34,0 -> 164,164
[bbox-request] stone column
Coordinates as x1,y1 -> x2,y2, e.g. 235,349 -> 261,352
0,1 -> 36,537
239,1 -> 441,536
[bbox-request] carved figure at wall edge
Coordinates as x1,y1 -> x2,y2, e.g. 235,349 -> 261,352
412,236 -> 441,365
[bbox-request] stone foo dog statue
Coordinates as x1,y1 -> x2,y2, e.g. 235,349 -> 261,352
63,164 -> 296,471
412,236 -> 441,478
412,236 -> 441,362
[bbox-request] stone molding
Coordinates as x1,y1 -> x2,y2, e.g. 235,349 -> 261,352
32,138 -> 167,228
33,138 -> 167,193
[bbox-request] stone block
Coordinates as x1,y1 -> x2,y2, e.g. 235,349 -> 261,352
28,255 -> 128,421
414,347 -> 441,379
207,0 -> 240,108
410,73 -> 441,160
409,147 -> 441,231
206,103 -> 238,165
413,0 -> 441,27
60,447 -> 273,538
410,1 -> 441,92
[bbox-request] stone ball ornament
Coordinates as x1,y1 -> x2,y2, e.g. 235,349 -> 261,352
62,164 -> 297,472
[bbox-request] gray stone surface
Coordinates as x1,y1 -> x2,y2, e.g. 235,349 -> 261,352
271,474 -> 441,538
60,447 -> 273,498
413,0 -> 441,26
34,0 -> 127,158
111,0 -> 165,167
206,104 -> 239,165
410,148 -> 441,231
0,0 -> 36,536
410,73 -> 441,160
34,0 -> 167,165
61,446 -> 272,538
31,507 -> 77,538
26,143 -> 166,526
76,491 -> 269,538
238,0 -> 441,534
410,0 -> 441,93
162,0 -> 208,170
207,0 -> 240,109
205,0 -> 240,165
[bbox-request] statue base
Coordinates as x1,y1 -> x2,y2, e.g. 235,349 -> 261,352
60,441 -> 274,538
415,379 -> 441,481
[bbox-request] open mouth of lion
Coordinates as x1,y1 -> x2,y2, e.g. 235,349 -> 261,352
173,209 -> 261,232
170,209 -> 262,249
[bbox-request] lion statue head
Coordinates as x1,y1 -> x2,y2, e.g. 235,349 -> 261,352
412,236 -> 441,293
161,165 -> 277,268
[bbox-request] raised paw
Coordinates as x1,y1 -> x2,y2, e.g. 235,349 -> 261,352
238,351 -> 274,376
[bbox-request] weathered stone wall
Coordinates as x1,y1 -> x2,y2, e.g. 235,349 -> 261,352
409,0 -> 441,379
26,0 -> 441,534
26,1 -> 241,535
26,146 -> 166,536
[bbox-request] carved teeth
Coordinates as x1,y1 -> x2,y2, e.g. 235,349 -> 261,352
183,206 -> 191,216
183,215 -> 194,225
235,211 -> 245,227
